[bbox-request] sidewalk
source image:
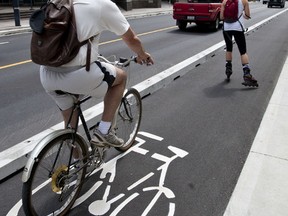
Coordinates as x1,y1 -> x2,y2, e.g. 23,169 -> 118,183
0,2 -> 173,36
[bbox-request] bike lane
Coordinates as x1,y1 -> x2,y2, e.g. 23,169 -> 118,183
3,9 -> 288,216
133,15 -> 288,215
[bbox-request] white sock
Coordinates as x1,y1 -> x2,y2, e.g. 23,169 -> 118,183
98,121 -> 111,135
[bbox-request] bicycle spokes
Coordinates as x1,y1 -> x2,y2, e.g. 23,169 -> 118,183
22,134 -> 87,216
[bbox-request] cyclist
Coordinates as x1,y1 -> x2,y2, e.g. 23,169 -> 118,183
40,0 -> 154,147
220,0 -> 258,87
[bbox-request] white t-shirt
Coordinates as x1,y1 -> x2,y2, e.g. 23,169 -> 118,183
223,0 -> 245,31
64,0 -> 130,67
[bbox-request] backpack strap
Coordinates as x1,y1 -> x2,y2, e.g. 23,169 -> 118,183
237,13 -> 246,32
70,0 -> 95,71
85,37 -> 94,71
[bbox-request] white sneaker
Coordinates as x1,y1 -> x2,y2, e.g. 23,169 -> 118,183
91,128 -> 124,147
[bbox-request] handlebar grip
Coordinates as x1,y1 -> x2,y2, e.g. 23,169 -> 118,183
119,57 -> 128,63
119,56 -> 137,67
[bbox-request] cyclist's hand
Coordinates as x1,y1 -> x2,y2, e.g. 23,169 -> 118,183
136,52 -> 154,66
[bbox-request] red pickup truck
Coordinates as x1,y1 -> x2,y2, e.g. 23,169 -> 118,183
173,0 -> 222,31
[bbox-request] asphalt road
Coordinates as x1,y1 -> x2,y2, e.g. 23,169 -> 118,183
1,3 -> 288,216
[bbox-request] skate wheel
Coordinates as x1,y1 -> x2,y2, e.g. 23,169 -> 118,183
242,82 -> 259,87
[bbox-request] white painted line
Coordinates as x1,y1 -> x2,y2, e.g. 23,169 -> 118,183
130,145 -> 149,155
223,56 -> 288,215
151,153 -> 171,163
168,203 -> 176,216
0,42 -> 9,45
0,8 -> 287,181
73,181 -> 103,207
138,131 -> 164,141
128,172 -> 154,191
107,193 -> 125,205
168,146 -> 189,158
109,193 -> 139,216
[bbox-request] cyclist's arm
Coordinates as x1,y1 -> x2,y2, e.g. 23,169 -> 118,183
121,27 -> 154,65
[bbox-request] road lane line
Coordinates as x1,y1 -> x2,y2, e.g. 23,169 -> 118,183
0,41 -> 9,45
0,60 -> 32,70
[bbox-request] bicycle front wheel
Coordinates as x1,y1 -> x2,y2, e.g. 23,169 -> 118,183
22,133 -> 88,216
115,88 -> 142,152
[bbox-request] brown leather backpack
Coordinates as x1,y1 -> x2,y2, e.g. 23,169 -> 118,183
30,0 -> 93,71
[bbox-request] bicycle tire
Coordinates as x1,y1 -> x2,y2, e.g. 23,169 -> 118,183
22,133 -> 88,216
115,88 -> 142,152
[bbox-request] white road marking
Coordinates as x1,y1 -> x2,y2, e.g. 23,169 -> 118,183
128,172 -> 155,191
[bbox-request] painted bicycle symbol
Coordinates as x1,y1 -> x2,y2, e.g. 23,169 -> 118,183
8,131 -> 188,215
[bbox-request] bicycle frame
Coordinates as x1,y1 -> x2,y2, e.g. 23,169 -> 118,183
22,95 -> 108,183
69,95 -> 121,143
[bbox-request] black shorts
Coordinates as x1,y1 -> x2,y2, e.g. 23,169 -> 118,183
223,30 -> 247,55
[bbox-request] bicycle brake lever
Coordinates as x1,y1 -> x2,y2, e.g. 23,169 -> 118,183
119,57 -> 128,63
132,56 -> 137,62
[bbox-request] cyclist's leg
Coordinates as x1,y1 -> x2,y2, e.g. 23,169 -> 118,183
61,107 -> 79,129
42,89 -> 77,128
91,62 -> 127,147
102,66 -> 127,123
40,64 -> 105,128
40,63 -> 127,146
40,63 -> 109,129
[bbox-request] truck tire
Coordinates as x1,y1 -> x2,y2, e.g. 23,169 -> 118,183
177,20 -> 187,30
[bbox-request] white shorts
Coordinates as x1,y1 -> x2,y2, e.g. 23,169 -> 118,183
40,61 -> 117,110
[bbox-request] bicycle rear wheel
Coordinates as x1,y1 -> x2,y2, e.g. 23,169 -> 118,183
115,88 -> 142,152
22,133 -> 88,216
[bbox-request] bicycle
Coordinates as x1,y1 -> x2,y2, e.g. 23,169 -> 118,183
21,56 -> 142,216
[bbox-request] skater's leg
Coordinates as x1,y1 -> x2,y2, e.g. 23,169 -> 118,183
223,31 -> 233,80
234,32 -> 258,87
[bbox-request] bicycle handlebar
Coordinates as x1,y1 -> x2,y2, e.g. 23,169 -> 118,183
97,55 -> 137,68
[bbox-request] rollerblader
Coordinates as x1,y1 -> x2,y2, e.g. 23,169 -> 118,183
220,0 -> 258,87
